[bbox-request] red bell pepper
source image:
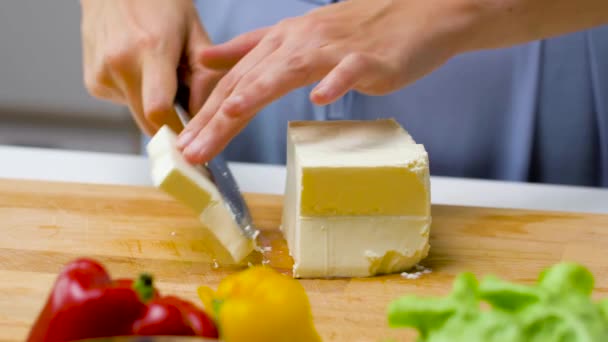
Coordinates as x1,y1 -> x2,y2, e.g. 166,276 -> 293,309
27,258 -> 218,342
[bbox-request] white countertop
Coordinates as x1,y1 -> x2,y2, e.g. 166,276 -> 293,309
1,145 -> 607,215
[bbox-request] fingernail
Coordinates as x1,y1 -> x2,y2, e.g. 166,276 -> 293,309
177,130 -> 195,149
312,84 -> 329,101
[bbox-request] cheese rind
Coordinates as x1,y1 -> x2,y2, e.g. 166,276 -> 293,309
147,126 -> 255,262
282,119 -> 431,278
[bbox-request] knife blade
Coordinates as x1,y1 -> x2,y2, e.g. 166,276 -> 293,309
173,83 -> 259,241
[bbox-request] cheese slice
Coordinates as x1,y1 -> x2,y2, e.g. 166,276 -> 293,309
147,126 -> 255,262
281,119 -> 431,278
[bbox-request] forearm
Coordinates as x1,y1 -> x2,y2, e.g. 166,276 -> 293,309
453,0 -> 608,52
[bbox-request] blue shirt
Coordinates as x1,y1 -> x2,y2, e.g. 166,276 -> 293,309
193,0 -> 608,188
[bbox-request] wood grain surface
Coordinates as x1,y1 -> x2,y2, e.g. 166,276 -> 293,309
1,178 -> 607,341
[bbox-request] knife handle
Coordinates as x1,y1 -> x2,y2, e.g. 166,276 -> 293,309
149,81 -> 191,134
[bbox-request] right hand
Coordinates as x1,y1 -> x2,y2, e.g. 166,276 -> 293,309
80,0 -> 226,135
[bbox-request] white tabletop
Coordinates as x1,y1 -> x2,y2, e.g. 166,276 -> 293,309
1,145 -> 607,215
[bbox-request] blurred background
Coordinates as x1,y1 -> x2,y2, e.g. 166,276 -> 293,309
0,0 -> 142,155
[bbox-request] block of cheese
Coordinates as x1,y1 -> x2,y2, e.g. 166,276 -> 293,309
281,119 -> 431,278
147,125 -> 255,262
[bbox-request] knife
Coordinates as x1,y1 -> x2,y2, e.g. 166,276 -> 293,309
173,83 -> 259,241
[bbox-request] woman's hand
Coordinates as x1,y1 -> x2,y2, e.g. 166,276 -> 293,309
80,0 -> 226,135
176,0 -> 471,163
176,0 -> 608,165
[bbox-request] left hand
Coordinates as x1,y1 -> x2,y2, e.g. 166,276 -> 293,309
176,0 -> 472,163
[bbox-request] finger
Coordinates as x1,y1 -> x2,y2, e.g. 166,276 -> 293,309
87,83 -> 125,103
188,67 -> 224,115
176,31 -> 283,149
92,33 -> 160,135
183,19 -> 224,115
182,111 -> 249,164
182,50 -> 327,163
199,27 -> 270,69
83,41 -> 125,103
310,53 -> 381,105
108,65 -> 158,136
124,82 -> 157,137
185,9 -> 213,61
141,54 -> 182,134
84,54 -> 124,102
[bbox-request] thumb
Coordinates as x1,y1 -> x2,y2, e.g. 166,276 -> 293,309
199,27 -> 270,70
141,54 -> 183,134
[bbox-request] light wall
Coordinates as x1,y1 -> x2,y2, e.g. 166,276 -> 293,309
0,0 -> 141,154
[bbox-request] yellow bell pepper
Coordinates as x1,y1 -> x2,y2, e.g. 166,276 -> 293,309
198,266 -> 321,342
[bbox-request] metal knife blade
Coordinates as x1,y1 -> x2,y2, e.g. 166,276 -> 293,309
173,83 -> 259,241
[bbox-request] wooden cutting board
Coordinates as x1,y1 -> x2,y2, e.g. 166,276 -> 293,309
1,178 -> 608,342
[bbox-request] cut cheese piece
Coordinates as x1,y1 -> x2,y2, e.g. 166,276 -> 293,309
147,125 -> 255,262
282,119 -> 431,278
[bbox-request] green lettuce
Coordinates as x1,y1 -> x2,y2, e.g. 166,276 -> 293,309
387,263 -> 608,342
